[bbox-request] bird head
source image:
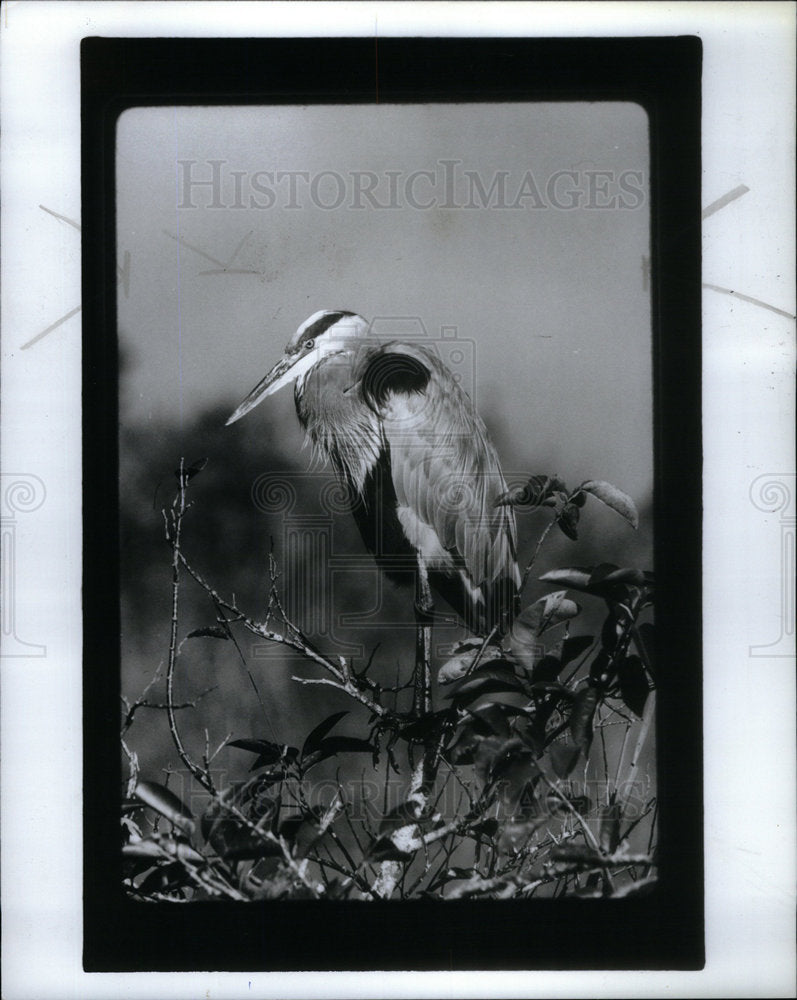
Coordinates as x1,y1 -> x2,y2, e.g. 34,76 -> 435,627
226,310 -> 368,425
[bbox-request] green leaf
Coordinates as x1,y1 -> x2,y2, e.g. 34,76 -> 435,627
175,457 -> 208,483
617,654 -> 650,717
303,736 -> 375,771
494,474 -> 569,510
301,711 -> 348,759
599,800 -> 622,853
494,484 -> 534,508
507,619 -> 540,672
530,680 -> 572,699
539,567 -> 594,591
569,685 -> 599,753
220,827 -> 283,862
591,564 -> 646,587
186,626 -> 229,640
546,790 -> 592,816
123,837 -> 203,863
636,622 -> 657,664
518,591 -> 581,635
601,606 -> 624,652
541,565 -> 644,601
473,735 -> 506,784
279,808 -> 327,857
444,663 -> 525,705
548,740 -> 582,778
466,703 -> 518,736
468,817 -> 499,840
135,781 -> 196,836
558,503 -> 580,540
122,839 -> 162,859
437,644 -> 502,684
202,789 -> 281,861
560,635 -> 594,668
138,861 -> 189,896
226,738 -> 298,770
200,778 -> 280,858
489,738 -> 537,780
580,480 -> 639,529
400,709 -> 455,743
367,829 -> 420,862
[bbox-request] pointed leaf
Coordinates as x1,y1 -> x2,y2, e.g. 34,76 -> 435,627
548,740 -> 582,778
518,591 -> 581,635
507,619 -> 540,672
226,738 -> 298,770
599,800 -> 622,853
123,837 -> 203,863
494,484 -> 534,508
220,828 -> 283,861
400,710 -> 454,742
569,686 -> 599,753
317,735 -> 375,756
437,644 -> 502,683
122,839 -> 163,859
542,564 -> 640,601
279,808 -> 326,857
466,704 -> 512,738
580,480 -> 639,529
592,566 -> 646,587
560,635 -> 594,668
135,781 -> 196,835
617,654 -> 650,717
473,735 -> 506,784
302,736 -> 375,772
468,817 -> 500,840
546,790 -> 592,816
138,861 -> 189,895
186,626 -> 229,640
302,711 -> 348,759
558,503 -> 580,540
367,828 -> 421,862
175,457 -> 209,483
539,567 -> 594,591
445,663 -> 525,705
490,739 -> 539,790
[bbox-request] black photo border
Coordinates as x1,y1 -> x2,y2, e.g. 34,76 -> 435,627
83,35 -> 703,972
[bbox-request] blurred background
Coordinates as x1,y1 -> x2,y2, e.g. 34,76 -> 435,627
117,103 -> 652,812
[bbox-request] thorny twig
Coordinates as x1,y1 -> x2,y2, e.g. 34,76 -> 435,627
126,462 -> 656,901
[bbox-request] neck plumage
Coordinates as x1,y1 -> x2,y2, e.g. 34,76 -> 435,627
295,351 -> 382,495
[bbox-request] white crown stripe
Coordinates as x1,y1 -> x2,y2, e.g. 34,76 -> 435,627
291,309 -> 358,347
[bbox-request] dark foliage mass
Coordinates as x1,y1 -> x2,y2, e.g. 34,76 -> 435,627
120,412 -> 656,901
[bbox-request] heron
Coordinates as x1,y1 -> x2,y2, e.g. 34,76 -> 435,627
227,310 -> 520,717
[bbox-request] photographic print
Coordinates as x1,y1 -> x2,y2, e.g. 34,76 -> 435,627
83,37 -> 702,971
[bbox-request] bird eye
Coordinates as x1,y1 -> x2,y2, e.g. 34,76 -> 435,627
304,339 -> 315,350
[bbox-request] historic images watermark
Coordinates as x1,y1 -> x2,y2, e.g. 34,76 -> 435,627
176,159 -> 646,213
1,474 -> 47,657
169,769 -> 654,829
749,473 -> 795,657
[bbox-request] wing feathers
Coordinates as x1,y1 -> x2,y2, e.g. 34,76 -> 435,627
361,341 -> 518,630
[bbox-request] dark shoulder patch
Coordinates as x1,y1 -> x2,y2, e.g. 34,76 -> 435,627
361,347 -> 431,410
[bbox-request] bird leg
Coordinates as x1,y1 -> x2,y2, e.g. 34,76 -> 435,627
413,558 -> 434,719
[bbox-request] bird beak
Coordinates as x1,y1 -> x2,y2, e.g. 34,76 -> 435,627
226,352 -> 299,426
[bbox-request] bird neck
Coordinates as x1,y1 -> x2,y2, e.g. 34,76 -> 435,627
294,350 -> 382,494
